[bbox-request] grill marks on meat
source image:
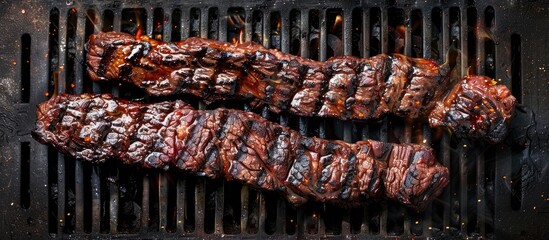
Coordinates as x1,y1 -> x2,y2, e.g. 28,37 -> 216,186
33,94 -> 449,210
87,32 -> 516,143
429,76 -> 516,143
89,32 -> 442,120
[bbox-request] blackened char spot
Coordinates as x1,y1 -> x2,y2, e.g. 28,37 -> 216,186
233,118 -> 254,163
367,162 -> 378,192
371,56 -> 392,116
415,172 -> 440,208
181,112 -> 211,172
96,45 -> 116,78
202,110 -> 229,176
313,66 -> 330,115
126,42 -> 151,64
266,127 -> 284,166
47,104 -> 67,132
190,47 -> 208,66
339,152 -> 356,200
241,52 -> 257,75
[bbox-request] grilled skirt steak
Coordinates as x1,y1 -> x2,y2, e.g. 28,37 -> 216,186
86,32 -> 516,143
32,94 -> 449,210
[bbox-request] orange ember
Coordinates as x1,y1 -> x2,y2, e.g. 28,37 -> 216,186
332,14 -> 343,32
232,29 -> 245,44
135,26 -> 143,39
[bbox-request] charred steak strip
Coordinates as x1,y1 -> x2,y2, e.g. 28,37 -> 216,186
33,94 -> 449,210
86,32 -> 516,143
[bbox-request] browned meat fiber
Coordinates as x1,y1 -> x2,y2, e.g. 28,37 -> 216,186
87,32 -> 516,143
32,94 -> 449,211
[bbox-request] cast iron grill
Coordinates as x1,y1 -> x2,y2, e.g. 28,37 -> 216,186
1,0 -> 548,238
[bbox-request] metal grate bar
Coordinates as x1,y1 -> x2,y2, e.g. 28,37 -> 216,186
194,178 -> 206,234
440,6 -> 452,236
159,7 -> 172,233
378,7 -> 389,237
359,7 -> 371,235
362,7 -> 370,58
91,166 -> 101,233
95,9 -> 119,234
180,7 -> 190,41
176,177 -> 186,233
455,5 -> 470,236
295,8 -> 309,238
140,174 -> 150,232
109,168 -> 119,234
159,174 -> 169,231
300,9 -> 309,59
459,146 -> 468,235
280,10 -> 290,54
316,9 -> 327,237
277,8 -> 290,236
414,7 -> 434,238
402,8 -> 414,237
262,9 -> 271,48
240,185 -> 250,234
73,8 -> 86,232
258,191 -> 267,236
217,7 -> 228,42
341,6 -> 353,236
48,7 -> 68,236
214,181 -> 224,234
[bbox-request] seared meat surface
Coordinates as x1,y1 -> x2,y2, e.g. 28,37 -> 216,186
87,32 -> 515,143
33,94 -> 449,210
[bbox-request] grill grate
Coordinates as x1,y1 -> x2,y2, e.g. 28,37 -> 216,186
1,0 -> 548,238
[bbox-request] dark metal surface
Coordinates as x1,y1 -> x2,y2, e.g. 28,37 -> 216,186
0,0 -> 548,238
